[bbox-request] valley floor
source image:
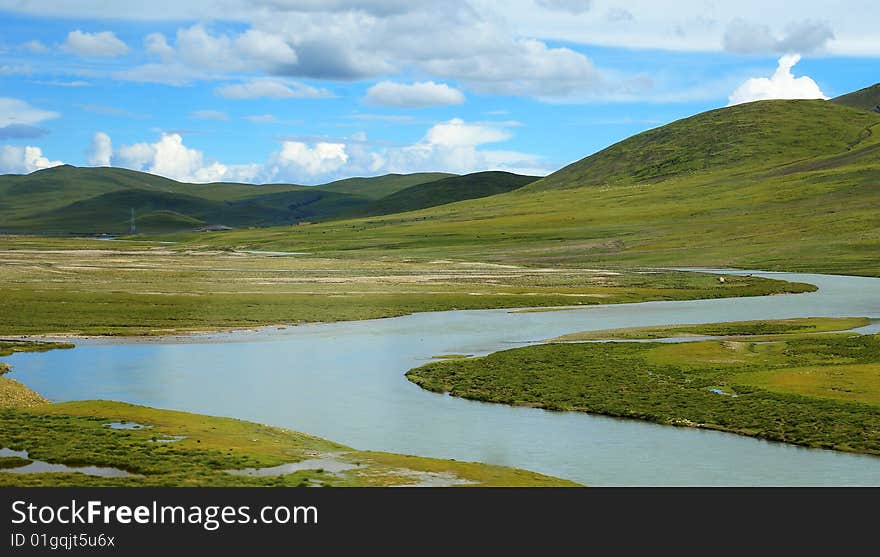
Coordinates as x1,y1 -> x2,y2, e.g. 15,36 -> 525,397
0,236 -> 813,336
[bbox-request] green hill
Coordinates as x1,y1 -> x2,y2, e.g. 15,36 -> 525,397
177,98 -> 880,276
316,173 -> 454,199
0,165 -> 532,234
351,171 -> 539,217
831,83 -> 880,113
528,99 -> 880,190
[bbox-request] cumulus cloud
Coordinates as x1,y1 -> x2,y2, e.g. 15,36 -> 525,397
365,81 -> 465,108
63,30 -> 129,57
116,133 -> 227,182
88,132 -> 112,166
190,109 -> 229,120
264,142 -> 349,178
422,38 -> 602,97
145,25 -> 298,74
215,78 -> 331,99
727,54 -> 828,106
0,145 -> 63,174
723,19 -> 834,54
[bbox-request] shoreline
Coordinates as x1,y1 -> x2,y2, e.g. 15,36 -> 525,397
0,267 -> 819,346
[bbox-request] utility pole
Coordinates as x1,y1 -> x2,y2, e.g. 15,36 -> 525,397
130,208 -> 136,234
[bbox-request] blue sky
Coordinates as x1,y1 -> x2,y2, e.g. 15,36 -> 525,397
0,1 -> 877,184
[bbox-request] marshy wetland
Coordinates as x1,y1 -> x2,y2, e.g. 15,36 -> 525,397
2,245 -> 879,485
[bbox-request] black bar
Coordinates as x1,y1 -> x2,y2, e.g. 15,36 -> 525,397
1,487 -> 877,554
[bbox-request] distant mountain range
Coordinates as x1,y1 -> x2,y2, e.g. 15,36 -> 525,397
0,166 -> 538,234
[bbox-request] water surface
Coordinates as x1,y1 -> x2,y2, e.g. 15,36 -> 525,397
5,270 -> 880,486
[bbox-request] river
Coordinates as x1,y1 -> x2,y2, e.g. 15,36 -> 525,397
4,269 -> 880,486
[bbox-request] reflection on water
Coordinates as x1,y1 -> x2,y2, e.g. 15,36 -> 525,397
0,448 -> 136,477
4,270 -> 880,486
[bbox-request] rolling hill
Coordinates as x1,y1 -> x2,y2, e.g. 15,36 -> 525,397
348,171 -> 539,217
175,91 -> 880,276
0,166 -> 535,234
831,83 -> 880,113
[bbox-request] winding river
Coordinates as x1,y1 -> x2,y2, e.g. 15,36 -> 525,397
4,269 -> 880,486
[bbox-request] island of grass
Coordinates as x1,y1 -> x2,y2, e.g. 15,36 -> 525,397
406,317 -> 880,455
0,344 -> 576,487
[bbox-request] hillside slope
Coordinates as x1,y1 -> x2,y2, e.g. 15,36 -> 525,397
831,83 -> 880,113
350,171 -> 539,217
177,99 -> 880,276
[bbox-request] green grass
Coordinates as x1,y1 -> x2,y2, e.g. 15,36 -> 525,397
550,317 -> 871,341
0,237 -> 813,335
156,100 -> 880,276
406,320 -> 880,455
0,401 -> 577,487
346,171 -> 539,218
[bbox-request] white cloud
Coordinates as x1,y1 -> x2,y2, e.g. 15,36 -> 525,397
63,30 -> 129,57
21,40 -> 49,53
264,142 -> 349,178
144,32 -> 174,60
1,1 -> 879,56
365,81 -> 465,108
0,145 -> 63,174
723,19 -> 834,54
0,98 -> 59,127
421,38 -> 602,97
235,29 -> 298,66
92,117 -> 547,184
215,78 -> 331,99
727,54 -> 828,106
113,132 -> 260,183
423,118 -> 510,146
88,132 -> 112,166
190,109 -> 229,120
141,25 -> 298,76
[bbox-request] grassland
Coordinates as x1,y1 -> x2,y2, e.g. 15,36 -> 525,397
0,236 -> 813,336
153,100 -> 880,276
0,400 -> 576,487
550,317 -> 872,341
406,319 -> 880,455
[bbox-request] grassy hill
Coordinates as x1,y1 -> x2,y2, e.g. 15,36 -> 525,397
0,166 -> 536,234
169,98 -> 880,276
350,171 -> 539,217
831,83 -> 880,113
316,172 -> 454,199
